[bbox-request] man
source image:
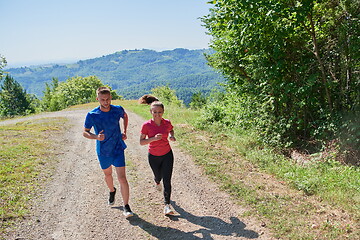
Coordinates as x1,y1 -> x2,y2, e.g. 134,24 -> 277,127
83,86 -> 133,217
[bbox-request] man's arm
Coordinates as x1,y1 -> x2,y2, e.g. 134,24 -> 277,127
122,112 -> 128,140
83,128 -> 105,141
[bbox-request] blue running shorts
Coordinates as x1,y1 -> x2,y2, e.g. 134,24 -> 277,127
97,151 -> 125,169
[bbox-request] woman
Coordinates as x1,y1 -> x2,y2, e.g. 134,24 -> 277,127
139,95 -> 176,215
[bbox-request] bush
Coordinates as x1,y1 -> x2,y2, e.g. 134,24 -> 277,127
151,85 -> 183,107
42,76 -> 120,111
189,91 -> 207,110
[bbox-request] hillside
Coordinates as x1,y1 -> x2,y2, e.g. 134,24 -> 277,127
6,48 -> 225,104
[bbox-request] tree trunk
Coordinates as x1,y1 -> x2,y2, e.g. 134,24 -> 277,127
307,14 -> 333,113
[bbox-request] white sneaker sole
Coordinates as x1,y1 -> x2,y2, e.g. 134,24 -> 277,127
123,212 -> 134,218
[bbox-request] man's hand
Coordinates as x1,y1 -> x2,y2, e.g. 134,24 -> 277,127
97,130 -> 105,141
122,133 -> 127,140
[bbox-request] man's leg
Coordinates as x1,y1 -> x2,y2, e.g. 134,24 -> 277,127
103,166 -> 115,192
115,166 -> 129,205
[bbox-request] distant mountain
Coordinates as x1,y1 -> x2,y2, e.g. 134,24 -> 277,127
6,48 -> 225,104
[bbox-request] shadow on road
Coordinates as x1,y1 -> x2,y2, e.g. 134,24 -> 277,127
125,201 -> 260,239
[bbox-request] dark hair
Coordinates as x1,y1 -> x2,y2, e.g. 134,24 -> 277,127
97,87 -> 111,95
139,94 -> 164,110
138,94 -> 159,105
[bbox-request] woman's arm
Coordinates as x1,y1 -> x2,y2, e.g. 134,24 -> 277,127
140,133 -> 162,145
169,129 -> 176,141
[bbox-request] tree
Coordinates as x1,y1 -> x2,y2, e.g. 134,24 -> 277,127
42,77 -> 59,111
0,55 -> 6,80
189,91 -> 207,110
0,75 -> 34,116
202,0 -> 360,148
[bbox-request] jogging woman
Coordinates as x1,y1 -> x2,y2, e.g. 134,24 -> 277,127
139,95 -> 176,215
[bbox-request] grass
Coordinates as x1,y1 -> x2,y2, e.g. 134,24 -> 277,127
0,117 -> 67,235
123,100 -> 359,240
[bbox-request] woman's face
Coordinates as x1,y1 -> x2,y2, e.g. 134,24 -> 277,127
150,105 -> 164,120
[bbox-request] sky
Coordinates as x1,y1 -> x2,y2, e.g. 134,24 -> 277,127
0,0 -> 213,68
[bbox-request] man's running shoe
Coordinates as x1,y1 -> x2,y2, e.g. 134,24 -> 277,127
123,204 -> 134,218
164,204 -> 174,215
108,187 -> 116,205
155,182 -> 162,192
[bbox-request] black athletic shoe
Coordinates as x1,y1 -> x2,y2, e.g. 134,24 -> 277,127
123,204 -> 134,218
108,187 -> 116,205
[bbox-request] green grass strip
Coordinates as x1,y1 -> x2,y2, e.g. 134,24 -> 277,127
0,117 -> 67,234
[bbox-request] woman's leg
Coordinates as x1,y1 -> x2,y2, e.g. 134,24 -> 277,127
148,153 -> 163,184
162,151 -> 174,204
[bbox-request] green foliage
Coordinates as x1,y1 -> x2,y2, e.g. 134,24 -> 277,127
7,49 -> 225,105
0,54 -> 6,79
196,86 -> 277,142
0,75 -> 35,117
151,85 -> 183,107
202,0 -> 360,153
41,76 -> 118,111
189,91 -> 207,110
338,109 -> 360,164
42,77 -> 59,111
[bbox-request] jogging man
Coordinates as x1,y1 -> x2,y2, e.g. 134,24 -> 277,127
83,86 -> 133,217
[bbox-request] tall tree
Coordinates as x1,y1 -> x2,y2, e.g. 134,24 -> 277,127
0,55 -> 7,80
0,75 -> 33,116
202,0 -> 360,146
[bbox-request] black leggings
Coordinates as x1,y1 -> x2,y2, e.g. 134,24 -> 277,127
148,150 -> 174,204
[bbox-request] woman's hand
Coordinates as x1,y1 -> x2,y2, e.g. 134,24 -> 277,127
154,133 -> 163,141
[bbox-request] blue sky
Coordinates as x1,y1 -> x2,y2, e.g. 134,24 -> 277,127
0,0 -> 212,67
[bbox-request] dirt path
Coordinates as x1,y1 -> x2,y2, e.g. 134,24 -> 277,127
3,109 -> 273,240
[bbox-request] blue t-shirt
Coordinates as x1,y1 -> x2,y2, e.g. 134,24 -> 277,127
84,105 -> 127,157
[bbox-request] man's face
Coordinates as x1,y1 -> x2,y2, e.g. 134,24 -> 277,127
97,93 -> 112,111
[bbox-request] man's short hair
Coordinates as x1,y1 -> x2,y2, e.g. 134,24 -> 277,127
97,87 -> 111,95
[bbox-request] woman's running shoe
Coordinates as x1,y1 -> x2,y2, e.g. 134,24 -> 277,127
164,204 -> 174,215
